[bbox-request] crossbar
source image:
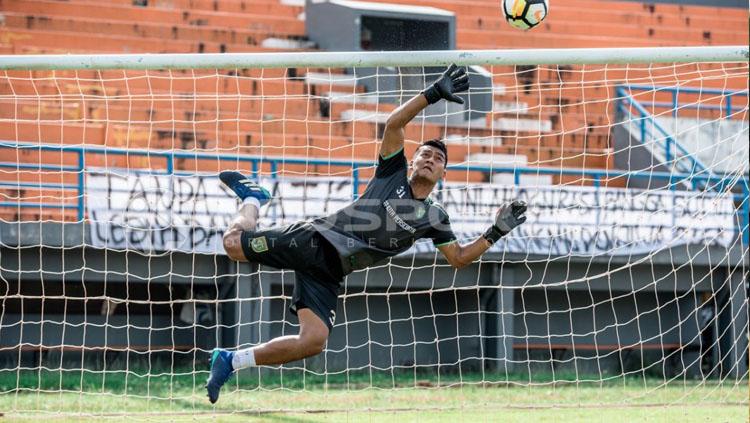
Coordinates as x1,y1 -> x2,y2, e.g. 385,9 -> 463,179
0,46 -> 747,70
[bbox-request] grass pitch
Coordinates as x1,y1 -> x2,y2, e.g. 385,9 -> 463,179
0,368 -> 746,422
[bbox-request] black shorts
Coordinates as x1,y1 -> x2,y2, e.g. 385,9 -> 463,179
240,221 -> 343,332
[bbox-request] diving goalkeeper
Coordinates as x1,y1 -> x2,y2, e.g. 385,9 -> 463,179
206,64 -> 528,403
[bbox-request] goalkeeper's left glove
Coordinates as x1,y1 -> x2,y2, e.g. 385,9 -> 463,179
422,64 -> 469,105
483,200 -> 528,245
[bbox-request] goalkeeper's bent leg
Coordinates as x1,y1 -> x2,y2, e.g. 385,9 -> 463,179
222,205 -> 257,262
220,171 -> 273,261
250,308 -> 329,365
206,309 -> 328,404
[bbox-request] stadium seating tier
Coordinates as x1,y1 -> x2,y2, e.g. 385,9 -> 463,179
0,0 -> 747,219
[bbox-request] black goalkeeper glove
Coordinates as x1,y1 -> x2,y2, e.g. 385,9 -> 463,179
483,200 -> 528,245
422,64 -> 470,105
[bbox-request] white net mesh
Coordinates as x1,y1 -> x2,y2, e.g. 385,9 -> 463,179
0,56 -> 748,417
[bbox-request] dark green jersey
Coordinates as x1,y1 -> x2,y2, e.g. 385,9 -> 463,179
311,148 -> 456,274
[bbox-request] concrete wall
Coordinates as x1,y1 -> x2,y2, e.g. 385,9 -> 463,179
0,222 -> 747,379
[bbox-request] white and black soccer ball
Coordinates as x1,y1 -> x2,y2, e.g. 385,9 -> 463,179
503,0 -> 549,31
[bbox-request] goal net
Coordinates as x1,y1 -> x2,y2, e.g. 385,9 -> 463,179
0,47 -> 748,416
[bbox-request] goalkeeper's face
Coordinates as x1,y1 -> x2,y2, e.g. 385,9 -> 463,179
410,145 -> 446,184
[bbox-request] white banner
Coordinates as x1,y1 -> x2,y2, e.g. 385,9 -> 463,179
87,170 -> 737,257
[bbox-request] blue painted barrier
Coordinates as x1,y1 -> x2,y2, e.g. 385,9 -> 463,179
0,139 -> 746,245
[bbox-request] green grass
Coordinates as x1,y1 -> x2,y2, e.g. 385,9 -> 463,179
0,368 -> 747,422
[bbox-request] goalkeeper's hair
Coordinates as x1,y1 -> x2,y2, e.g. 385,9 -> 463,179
419,139 -> 448,164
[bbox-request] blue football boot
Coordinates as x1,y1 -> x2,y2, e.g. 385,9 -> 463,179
219,171 -> 272,206
205,348 -> 235,404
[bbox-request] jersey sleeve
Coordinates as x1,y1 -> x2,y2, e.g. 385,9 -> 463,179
375,147 -> 407,178
429,209 -> 457,247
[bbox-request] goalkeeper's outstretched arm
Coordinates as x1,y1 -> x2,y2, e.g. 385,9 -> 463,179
379,94 -> 427,159
438,200 -> 528,269
379,64 -> 468,158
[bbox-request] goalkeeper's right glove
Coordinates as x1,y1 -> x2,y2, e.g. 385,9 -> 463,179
483,200 -> 528,245
422,64 -> 470,105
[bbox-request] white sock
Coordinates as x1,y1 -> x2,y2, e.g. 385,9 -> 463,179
241,196 -> 261,211
232,347 -> 257,370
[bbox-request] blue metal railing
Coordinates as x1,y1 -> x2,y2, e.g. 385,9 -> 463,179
615,84 -> 748,186
623,84 -> 748,118
1,140 -> 748,246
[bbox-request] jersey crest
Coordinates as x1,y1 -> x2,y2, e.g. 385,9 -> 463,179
250,236 -> 269,253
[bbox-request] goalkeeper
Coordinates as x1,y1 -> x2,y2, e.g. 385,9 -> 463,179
206,64 -> 527,403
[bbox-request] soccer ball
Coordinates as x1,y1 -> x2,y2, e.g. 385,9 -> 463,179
503,0 -> 549,31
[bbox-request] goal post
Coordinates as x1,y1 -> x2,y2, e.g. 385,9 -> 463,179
0,46 -> 748,416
